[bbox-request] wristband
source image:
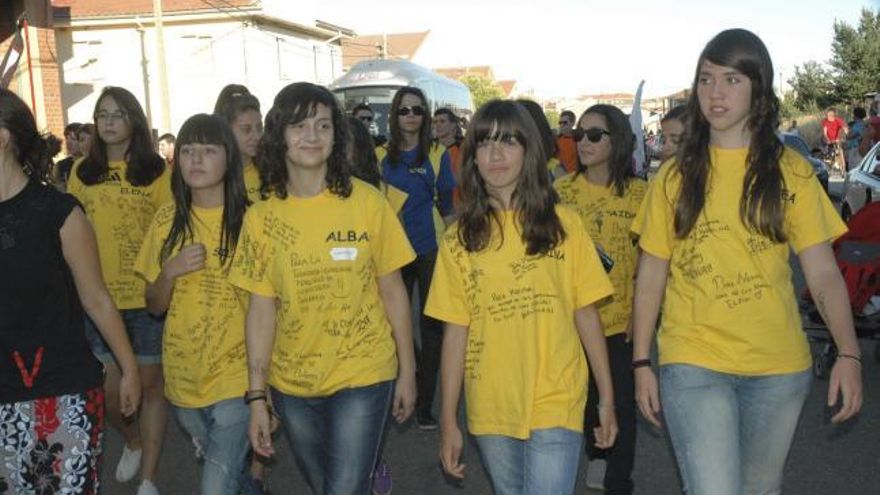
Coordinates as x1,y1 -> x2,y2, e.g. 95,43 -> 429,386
631,359 -> 651,369
836,353 -> 862,365
243,389 -> 267,404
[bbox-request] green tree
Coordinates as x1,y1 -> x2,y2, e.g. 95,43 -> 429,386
788,61 -> 835,111
460,74 -> 505,109
829,8 -> 880,104
544,108 -> 561,129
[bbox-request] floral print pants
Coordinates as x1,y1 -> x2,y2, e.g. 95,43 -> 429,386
0,387 -> 105,494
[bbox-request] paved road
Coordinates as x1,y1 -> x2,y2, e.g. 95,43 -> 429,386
97,336 -> 879,494
99,177 -> 878,494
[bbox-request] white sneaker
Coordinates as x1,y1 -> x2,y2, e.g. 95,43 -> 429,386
585,458 -> 606,490
137,479 -> 159,495
114,445 -> 142,482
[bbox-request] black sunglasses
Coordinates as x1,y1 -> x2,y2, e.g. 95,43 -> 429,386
573,127 -> 611,143
397,105 -> 425,117
358,116 -> 373,122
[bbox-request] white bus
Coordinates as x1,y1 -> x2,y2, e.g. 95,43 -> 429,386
330,59 -> 474,136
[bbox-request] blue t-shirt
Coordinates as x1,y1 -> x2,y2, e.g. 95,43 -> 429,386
381,146 -> 455,255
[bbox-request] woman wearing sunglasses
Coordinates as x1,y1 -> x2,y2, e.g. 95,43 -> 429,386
632,29 -> 861,494
553,104 -> 646,494
428,100 -> 617,494
380,86 -> 456,430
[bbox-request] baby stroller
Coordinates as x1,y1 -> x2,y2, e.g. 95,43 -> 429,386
802,201 -> 880,378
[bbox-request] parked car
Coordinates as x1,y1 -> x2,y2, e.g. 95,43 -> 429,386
840,141 -> 880,221
781,133 -> 830,193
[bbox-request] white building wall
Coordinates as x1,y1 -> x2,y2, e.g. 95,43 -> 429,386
59,16 -> 343,136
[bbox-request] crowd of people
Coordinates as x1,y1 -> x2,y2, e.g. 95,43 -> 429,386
0,28 -> 866,495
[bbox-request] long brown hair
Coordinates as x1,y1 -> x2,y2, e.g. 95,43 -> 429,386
387,87 -> 432,166
673,28 -> 786,242
258,82 -> 352,200
77,86 -> 165,187
458,100 -> 565,255
573,104 -> 636,197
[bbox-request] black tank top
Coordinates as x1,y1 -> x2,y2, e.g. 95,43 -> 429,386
0,180 -> 103,403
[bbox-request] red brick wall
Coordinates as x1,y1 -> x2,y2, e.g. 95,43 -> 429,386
0,26 -> 65,138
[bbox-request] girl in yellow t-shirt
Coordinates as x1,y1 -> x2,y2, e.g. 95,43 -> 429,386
134,114 -> 255,494
214,84 -> 263,203
66,86 -> 170,494
427,99 -> 618,495
228,82 -> 417,495
632,29 -> 863,495
554,103 -> 648,493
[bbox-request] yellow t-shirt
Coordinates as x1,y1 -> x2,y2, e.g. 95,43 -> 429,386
228,179 -> 416,397
67,159 -> 172,309
555,174 -> 648,336
632,147 -> 846,375
425,207 -> 615,439
134,204 -> 248,408
382,183 -> 409,214
243,160 -> 261,203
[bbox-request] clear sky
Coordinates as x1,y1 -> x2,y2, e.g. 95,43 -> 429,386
315,0 -> 878,99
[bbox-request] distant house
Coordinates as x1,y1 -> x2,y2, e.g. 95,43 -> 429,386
52,0 -> 353,134
341,31 -> 429,71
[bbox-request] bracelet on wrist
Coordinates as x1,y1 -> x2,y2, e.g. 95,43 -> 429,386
243,389 -> 268,404
631,359 -> 651,369
836,353 -> 862,365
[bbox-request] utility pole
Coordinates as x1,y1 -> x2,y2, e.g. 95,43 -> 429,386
153,0 -> 171,133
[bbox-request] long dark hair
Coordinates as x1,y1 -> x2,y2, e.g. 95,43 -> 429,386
458,99 -> 565,255
259,82 -> 351,200
76,86 -> 165,186
673,28 -> 786,242
387,86 -> 432,166
213,84 -> 261,125
0,89 -> 53,182
574,104 -> 636,197
159,114 -> 247,268
346,116 -> 381,187
516,99 -> 558,159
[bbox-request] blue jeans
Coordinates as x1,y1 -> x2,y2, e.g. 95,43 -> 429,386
174,399 -> 258,495
474,428 -> 583,495
272,380 -> 393,495
84,308 -> 164,365
660,364 -> 812,495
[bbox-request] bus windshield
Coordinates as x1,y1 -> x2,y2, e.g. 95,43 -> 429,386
333,86 -> 399,137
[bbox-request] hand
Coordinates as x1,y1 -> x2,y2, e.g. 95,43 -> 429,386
828,357 -> 863,423
635,367 -> 662,427
249,401 -> 275,457
161,243 -> 206,280
439,420 -> 465,480
593,404 -> 619,449
392,371 -> 416,423
118,369 -> 141,417
624,321 -> 633,343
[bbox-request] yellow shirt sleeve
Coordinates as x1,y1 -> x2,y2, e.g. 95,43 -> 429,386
633,165 -> 677,259
564,211 -> 615,309
383,183 -> 409,214
783,153 -> 847,253
372,193 -> 416,276
228,207 -> 277,298
424,229 -> 470,327
134,209 -> 168,284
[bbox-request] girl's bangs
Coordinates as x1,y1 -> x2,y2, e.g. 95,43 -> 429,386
177,115 -> 228,147
472,118 -> 525,146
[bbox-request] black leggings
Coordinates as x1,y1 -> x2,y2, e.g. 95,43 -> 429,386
401,250 -> 443,415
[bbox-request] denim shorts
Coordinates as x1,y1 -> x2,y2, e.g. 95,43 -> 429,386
84,308 -> 164,365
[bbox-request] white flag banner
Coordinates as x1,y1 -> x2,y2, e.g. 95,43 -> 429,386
0,19 -> 24,89
630,80 -> 646,176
